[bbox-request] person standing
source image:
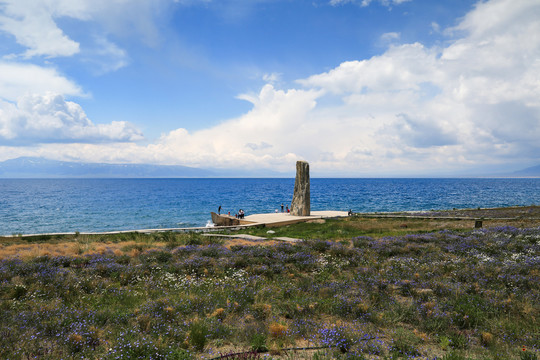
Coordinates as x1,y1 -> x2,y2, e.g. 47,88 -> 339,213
281,203 -> 284,212
218,205 -> 222,215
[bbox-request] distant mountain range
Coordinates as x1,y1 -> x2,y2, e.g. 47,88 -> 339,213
0,157 -> 538,178
0,157 -> 218,178
510,164 -> 540,177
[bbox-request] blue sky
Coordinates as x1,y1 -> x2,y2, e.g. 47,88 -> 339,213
0,0 -> 539,176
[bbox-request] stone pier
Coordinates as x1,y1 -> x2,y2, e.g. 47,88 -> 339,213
290,160 -> 310,216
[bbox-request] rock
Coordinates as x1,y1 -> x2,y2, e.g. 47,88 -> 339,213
290,161 -> 310,216
210,212 -> 240,226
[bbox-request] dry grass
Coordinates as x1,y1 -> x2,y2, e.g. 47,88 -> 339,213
0,240 -> 167,260
225,238 -> 280,248
0,242 -> 77,259
269,322 -> 288,339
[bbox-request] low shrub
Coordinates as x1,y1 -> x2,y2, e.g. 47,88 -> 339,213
521,349 -> 539,360
189,321 -> 208,352
389,328 -> 420,357
250,333 -> 268,352
449,332 -> 469,350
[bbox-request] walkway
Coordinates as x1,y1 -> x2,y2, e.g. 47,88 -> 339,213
242,210 -> 349,227
201,233 -> 302,243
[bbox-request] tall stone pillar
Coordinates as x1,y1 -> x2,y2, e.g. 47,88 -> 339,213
290,161 -> 310,216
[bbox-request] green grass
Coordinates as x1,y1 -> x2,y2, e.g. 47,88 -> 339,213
0,210 -> 539,359
222,217 -> 454,240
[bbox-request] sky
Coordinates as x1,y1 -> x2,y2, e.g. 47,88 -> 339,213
0,0 -> 539,177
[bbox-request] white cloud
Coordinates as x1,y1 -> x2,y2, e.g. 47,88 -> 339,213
0,1 -> 155,147
0,93 -> 143,145
262,72 -> 282,84
0,62 -> 83,101
329,0 -> 354,5
299,43 -> 441,94
0,0 -> 168,60
0,0 -> 85,58
380,32 -> 400,42
246,142 -> 273,151
388,113 -> 458,148
82,36 -> 129,74
2,0 -> 539,175
145,84 -> 322,168
142,0 -> 539,173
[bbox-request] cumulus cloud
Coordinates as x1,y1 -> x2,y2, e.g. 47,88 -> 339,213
246,142 -> 273,151
142,0 -> 539,173
0,61 -> 143,145
388,113 -> 458,148
299,43 -> 441,93
2,0 -> 539,175
0,93 -> 143,145
0,0 -> 165,60
0,1 -> 152,147
143,84 -> 321,168
0,62 -> 83,101
0,0 -> 84,58
0,0 -> 79,57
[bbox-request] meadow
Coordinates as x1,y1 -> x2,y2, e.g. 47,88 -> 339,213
0,207 -> 538,360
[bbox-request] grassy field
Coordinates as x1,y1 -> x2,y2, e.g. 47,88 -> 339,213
0,207 -> 538,359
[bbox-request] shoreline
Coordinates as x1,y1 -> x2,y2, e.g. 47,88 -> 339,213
1,210 -> 351,238
2,205 -> 539,238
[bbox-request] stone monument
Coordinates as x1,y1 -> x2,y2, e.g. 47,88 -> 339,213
290,160 -> 310,216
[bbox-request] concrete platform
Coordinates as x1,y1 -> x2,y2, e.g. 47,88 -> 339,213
2,211 -> 349,238
202,233 -> 267,241
242,210 -> 349,227
202,233 -> 302,243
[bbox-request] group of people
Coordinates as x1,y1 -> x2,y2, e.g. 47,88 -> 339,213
217,206 -> 245,219
220,205 -> 354,218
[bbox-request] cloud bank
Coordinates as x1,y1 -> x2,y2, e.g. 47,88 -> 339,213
0,0 -> 154,145
0,93 -> 143,145
1,0 -> 539,175
118,0 -> 537,173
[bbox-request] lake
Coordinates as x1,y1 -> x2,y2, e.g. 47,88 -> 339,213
1,178 -> 539,235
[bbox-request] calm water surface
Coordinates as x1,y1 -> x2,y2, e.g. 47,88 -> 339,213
1,178 -> 539,234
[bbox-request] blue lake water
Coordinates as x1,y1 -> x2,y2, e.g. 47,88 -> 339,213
0,178 -> 539,235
